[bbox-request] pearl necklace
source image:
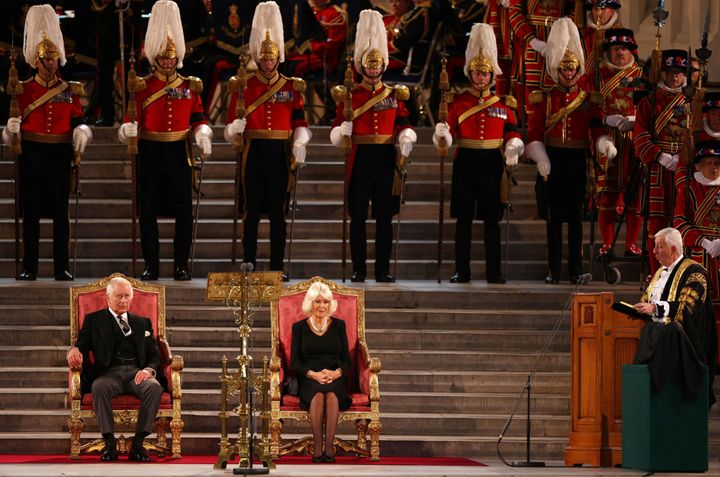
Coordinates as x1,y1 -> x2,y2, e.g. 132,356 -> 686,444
309,317 -> 329,334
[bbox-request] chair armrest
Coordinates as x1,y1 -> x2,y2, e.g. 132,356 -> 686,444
269,355 -> 282,401
170,355 -> 183,400
158,335 -> 173,365
368,357 -> 381,402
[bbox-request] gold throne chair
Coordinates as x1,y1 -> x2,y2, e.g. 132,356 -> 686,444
268,276 -> 381,460
67,273 -> 184,458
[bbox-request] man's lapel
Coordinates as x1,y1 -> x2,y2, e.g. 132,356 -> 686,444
98,309 -> 117,354
128,313 -> 146,365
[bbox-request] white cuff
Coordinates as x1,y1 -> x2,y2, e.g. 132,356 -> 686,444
330,126 -> 344,148
118,122 -> 131,144
397,128 -> 417,145
73,124 -> 93,143
223,124 -> 235,144
293,126 -> 312,146
194,124 -> 213,144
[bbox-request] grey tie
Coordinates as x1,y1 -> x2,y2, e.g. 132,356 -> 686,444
117,315 -> 131,335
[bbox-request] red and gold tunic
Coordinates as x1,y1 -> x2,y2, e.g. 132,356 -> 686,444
227,72 -> 307,137
286,1 -> 347,77
332,81 -> 412,183
18,75 -> 84,143
485,0 -> 511,96
128,72 -> 207,141
507,0 -> 575,109
596,61 -> 642,194
446,90 -> 521,150
673,167 -> 720,305
526,86 -> 603,147
633,86 -> 687,217
579,11 -> 621,91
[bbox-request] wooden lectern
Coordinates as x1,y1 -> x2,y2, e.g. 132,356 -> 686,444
564,292 -> 644,467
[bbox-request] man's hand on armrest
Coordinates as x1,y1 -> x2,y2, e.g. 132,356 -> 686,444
67,347 -> 83,368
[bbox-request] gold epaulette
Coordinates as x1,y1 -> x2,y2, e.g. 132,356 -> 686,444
291,77 -> 306,93
589,91 -> 603,104
394,84 -> 410,101
130,76 -> 147,93
446,92 -> 455,104
504,95 -> 518,110
528,90 -> 546,105
68,81 -> 84,96
186,76 -> 203,93
331,85 -> 348,102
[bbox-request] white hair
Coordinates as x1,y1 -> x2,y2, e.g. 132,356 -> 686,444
106,276 -> 134,298
301,282 -> 338,318
655,227 -> 683,252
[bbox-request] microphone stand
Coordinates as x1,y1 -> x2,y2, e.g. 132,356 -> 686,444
497,274 -> 593,467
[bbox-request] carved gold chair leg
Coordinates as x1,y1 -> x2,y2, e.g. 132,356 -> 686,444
355,418 -> 368,451
154,417 -> 168,457
368,421 -> 382,461
68,416 -> 83,459
170,415 -> 183,458
269,420 -> 282,458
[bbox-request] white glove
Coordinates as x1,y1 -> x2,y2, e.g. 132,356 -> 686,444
6,117 -> 21,134
604,114 -> 624,129
72,125 -> 92,153
339,121 -> 353,137
500,0 -> 510,6
117,121 -> 137,144
529,38 -> 547,56
433,122 -> 452,148
230,118 -> 246,135
596,135 -> 617,160
398,128 -> 417,157
658,152 -> 679,171
504,137 -> 524,167
701,238 -> 720,258
194,124 -> 213,156
292,126 -> 312,165
525,140 -> 551,177
619,115 -> 635,133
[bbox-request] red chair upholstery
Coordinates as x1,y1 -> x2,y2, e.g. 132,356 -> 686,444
269,276 -> 381,460
68,273 -> 184,458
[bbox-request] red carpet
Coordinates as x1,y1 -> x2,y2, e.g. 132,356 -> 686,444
0,454 -> 484,466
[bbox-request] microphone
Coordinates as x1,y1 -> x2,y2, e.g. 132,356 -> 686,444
240,262 -> 254,272
577,273 -> 593,285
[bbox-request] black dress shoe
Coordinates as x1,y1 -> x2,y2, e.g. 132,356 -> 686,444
311,454 -> 324,463
16,270 -> 37,281
100,445 -> 118,462
351,271 -> 366,282
54,270 -> 74,281
322,454 -> 336,463
173,264 -> 191,281
140,267 -> 158,281
281,273 -> 289,282
375,273 -> 395,283
545,272 -> 559,284
486,275 -> 506,284
449,272 -> 471,283
128,445 -> 150,462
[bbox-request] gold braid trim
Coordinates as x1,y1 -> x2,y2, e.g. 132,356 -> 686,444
674,271 -> 707,323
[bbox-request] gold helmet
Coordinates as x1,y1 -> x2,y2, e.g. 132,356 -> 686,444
464,24 -> 501,81
468,48 -> 494,74
145,1 -> 186,68
23,5 -> 67,68
354,10 -> 388,73
559,48 -> 580,70
250,2 -> 285,65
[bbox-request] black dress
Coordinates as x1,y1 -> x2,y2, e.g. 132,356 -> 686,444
290,317 -> 352,411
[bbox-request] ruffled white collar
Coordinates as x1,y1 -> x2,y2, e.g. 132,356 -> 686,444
704,118 -> 720,138
657,80 -> 685,93
694,171 -> 720,186
586,11 -> 619,30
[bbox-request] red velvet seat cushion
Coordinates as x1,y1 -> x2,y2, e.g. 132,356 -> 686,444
280,392 -> 370,410
81,392 -> 172,410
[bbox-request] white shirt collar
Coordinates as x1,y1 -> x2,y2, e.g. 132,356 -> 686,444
664,255 -> 684,274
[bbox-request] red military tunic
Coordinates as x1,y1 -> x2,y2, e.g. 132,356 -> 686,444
129,72 -> 207,139
597,61 -> 642,194
673,167 -> 720,306
633,85 -> 687,218
446,90 -> 521,147
508,0 -> 575,110
286,1 -> 347,77
527,86 -> 603,147
485,0 -> 511,96
227,72 -> 307,135
19,75 -> 83,142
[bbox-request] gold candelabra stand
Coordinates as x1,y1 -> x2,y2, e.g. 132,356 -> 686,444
208,269 -> 282,474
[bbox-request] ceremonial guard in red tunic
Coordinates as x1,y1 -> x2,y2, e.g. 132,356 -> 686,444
674,141 -> 720,318
284,0 -> 348,77
594,28 -> 643,257
433,23 -> 523,283
2,5 -> 92,281
224,1 -> 311,278
633,49 -> 689,275
118,0 -> 213,281
505,0 -> 575,111
579,0 -> 621,90
525,18 -> 603,284
331,9 -> 416,282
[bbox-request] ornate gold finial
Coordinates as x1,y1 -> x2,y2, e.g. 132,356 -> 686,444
559,48 -> 580,70
157,35 -> 177,61
259,30 -> 280,61
362,48 -> 384,70
468,47 -> 493,74
36,32 -> 60,62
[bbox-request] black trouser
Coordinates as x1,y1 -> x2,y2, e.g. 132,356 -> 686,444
18,140 -> 72,274
242,139 -> 289,271
545,146 -> 586,279
450,148 -> 504,278
137,140 -> 192,271
348,144 -> 396,276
